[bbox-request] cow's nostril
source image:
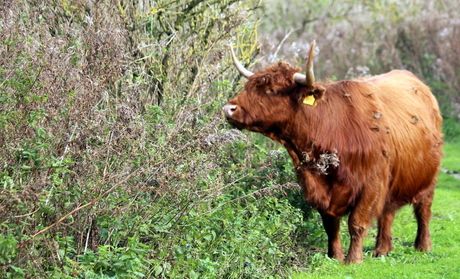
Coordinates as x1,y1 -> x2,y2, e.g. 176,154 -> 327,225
223,104 -> 238,118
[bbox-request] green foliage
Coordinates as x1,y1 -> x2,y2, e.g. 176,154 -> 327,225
443,117 -> 460,142
138,196 -> 305,278
0,233 -> 25,278
78,238 -> 149,278
0,233 -> 18,264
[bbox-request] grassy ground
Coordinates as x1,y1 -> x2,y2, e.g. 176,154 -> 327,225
292,142 -> 460,279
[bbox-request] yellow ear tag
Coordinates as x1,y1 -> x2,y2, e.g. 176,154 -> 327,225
303,95 -> 316,106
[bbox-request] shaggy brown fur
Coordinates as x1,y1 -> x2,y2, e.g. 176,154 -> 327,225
225,61 -> 443,264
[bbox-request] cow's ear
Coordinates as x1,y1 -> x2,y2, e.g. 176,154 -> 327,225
312,85 -> 326,100
300,85 -> 326,106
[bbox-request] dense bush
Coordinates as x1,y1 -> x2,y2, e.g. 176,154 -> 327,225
0,0 -> 317,278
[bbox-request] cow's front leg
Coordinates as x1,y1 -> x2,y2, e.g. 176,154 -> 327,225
320,212 -> 344,262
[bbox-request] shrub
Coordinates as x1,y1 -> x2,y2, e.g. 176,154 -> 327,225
0,0 -> 317,278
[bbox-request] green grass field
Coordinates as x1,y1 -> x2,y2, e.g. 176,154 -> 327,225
293,142 -> 460,279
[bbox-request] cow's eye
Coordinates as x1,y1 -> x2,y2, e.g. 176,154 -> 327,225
266,88 -> 277,94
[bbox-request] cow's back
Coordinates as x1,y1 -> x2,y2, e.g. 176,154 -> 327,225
365,70 -> 443,204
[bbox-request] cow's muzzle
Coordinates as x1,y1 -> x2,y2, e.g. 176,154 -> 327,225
223,104 -> 237,119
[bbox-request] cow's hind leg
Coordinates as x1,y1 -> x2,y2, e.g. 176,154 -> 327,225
413,186 -> 435,252
320,212 -> 345,262
373,207 -> 396,257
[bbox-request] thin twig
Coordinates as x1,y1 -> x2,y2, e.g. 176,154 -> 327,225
273,29 -> 297,58
14,207 -> 40,218
84,216 -> 92,252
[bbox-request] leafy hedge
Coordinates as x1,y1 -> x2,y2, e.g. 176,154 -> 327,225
0,0 -> 319,278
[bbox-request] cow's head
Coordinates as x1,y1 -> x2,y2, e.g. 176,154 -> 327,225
223,41 -> 325,133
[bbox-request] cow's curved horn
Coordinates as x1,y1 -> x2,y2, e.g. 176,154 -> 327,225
230,47 -> 254,78
294,40 -> 316,86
